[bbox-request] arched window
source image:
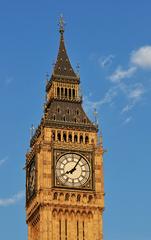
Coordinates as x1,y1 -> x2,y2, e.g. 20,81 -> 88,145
85,136 -> 89,144
57,132 -> 61,141
74,118 -> 77,123
68,133 -> 72,142
80,135 -> 83,143
61,87 -> 64,97
53,115 -> 56,120
54,192 -> 58,200
73,89 -> 75,98
63,133 -> 67,142
69,89 -> 71,98
77,194 -> 81,202
57,87 -> 60,98
63,115 -> 66,121
74,135 -> 78,142
57,107 -> 60,113
88,195 -> 93,203
65,193 -> 70,201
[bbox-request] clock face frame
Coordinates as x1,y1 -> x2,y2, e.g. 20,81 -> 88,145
54,152 -> 92,189
26,159 -> 36,201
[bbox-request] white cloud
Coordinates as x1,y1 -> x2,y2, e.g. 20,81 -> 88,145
83,87 -> 118,112
109,66 -> 137,82
86,45 -> 150,122
109,45 -> 151,83
0,156 -> 8,167
121,104 -> 134,113
99,55 -> 114,68
123,116 -> 133,125
131,46 -> 151,69
121,84 -> 145,113
100,87 -> 118,105
128,83 -> 145,100
84,82 -> 145,115
0,191 -> 25,207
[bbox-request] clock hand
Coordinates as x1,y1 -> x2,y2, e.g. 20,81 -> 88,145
74,157 -> 81,168
61,158 -> 82,176
69,168 -> 75,174
60,171 -> 70,176
69,157 -> 82,174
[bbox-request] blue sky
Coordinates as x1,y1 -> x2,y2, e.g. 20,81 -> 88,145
0,0 -> 151,239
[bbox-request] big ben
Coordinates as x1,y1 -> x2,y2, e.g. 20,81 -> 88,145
25,16 -> 105,240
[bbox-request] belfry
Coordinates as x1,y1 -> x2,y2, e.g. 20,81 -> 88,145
26,16 -> 105,240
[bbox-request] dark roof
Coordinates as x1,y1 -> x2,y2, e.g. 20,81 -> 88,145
44,100 -> 98,132
53,31 -> 77,78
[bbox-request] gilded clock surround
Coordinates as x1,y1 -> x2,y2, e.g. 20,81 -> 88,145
26,17 -> 104,240
53,150 -> 94,190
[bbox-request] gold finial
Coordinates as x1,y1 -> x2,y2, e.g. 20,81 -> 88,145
100,130 -> 103,147
59,14 -> 65,34
30,124 -> 35,139
46,72 -> 49,83
93,108 -> 98,126
76,63 -> 80,76
52,61 -> 55,73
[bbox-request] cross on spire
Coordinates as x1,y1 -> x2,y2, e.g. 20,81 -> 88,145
59,14 -> 65,34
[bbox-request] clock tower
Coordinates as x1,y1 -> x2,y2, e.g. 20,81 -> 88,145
26,17 -> 105,240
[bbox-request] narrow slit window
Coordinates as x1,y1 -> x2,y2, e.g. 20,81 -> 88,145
74,135 -> 78,142
65,219 -> 67,240
61,87 -> 64,97
80,135 -> 83,143
65,88 -> 68,98
57,87 -> 60,98
73,89 -> 75,98
68,134 -> 72,142
52,132 -> 55,141
83,221 -> 85,240
63,133 -> 67,142
69,89 -> 71,98
77,221 -> 79,240
59,220 -> 61,240
85,136 -> 89,144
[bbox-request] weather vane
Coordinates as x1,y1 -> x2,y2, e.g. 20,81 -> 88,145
59,14 -> 66,33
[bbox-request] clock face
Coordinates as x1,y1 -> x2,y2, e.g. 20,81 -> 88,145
27,160 -> 36,199
55,153 -> 90,188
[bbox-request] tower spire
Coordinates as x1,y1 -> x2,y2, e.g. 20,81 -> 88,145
53,16 -> 77,78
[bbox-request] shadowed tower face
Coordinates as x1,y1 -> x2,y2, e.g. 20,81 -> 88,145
26,16 -> 105,240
